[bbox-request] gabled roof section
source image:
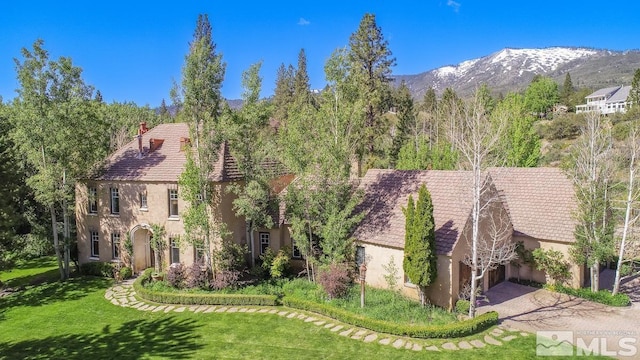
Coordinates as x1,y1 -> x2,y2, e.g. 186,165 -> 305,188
95,123 -> 241,183
353,169 -> 474,255
488,167 -> 577,243
606,85 -> 631,103
586,85 -> 621,99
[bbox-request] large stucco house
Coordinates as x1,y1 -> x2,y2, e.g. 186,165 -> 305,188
576,85 -> 631,114
353,167 -> 582,309
76,122 -> 297,273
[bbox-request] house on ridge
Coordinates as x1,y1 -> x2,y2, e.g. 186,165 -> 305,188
352,167 -> 582,310
75,122 -> 296,273
576,85 -> 631,114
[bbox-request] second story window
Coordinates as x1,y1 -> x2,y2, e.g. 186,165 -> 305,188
110,188 -> 120,215
140,191 -> 148,210
88,187 -> 98,214
168,189 -> 179,217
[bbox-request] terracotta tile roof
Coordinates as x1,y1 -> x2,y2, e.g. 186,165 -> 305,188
95,123 -> 240,183
353,167 -> 578,255
488,167 -> 577,243
353,169 -> 473,255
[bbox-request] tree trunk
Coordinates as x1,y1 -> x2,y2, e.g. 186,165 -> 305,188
62,194 -> 70,280
50,205 -> 64,281
307,222 -> 313,282
248,220 -> 255,268
613,152 -> 636,296
591,263 -> 600,292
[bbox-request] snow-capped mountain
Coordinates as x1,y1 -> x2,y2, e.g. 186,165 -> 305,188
395,47 -> 640,98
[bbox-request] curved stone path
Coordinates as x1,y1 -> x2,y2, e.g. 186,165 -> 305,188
105,280 -> 530,353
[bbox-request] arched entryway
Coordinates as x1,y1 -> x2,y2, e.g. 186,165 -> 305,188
129,224 -> 154,274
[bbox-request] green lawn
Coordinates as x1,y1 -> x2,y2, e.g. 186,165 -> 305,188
0,260 -> 606,359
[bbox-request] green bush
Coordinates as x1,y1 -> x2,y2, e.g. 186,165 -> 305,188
134,269 -> 278,306
282,296 -> 498,338
119,267 -> 133,279
552,285 -> 630,307
80,261 -> 115,278
455,299 -> 470,314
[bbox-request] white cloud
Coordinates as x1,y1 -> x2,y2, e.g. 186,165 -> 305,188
298,17 -> 310,26
447,0 -> 461,12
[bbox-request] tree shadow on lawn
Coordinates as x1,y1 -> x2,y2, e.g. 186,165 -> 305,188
0,276 -> 112,318
0,316 -> 203,360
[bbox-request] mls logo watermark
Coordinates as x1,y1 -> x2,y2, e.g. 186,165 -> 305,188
536,330 -> 638,357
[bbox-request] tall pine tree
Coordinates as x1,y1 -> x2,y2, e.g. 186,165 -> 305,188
348,13 -> 396,172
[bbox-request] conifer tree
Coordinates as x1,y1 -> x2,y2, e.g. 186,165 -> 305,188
273,63 -> 294,123
293,48 -> 311,103
561,72 -> 574,105
348,13 -> 396,171
403,184 -> 437,306
390,81 -> 414,166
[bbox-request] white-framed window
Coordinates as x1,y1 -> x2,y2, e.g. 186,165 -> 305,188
168,189 -> 179,217
170,237 -> 180,264
90,231 -> 100,258
292,239 -> 302,259
140,191 -> 148,210
356,245 -> 365,266
88,187 -> 98,214
259,232 -> 270,255
194,244 -> 205,265
110,188 -> 120,215
111,233 -> 120,259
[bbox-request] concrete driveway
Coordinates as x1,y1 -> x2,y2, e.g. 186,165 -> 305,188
479,276 -> 640,358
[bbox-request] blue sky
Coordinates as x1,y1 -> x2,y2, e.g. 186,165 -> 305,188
2,1 -> 639,107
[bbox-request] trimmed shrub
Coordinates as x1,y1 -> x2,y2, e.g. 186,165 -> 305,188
270,247 -> 291,279
119,267 -> 133,280
186,263 -> 208,289
455,299 -> 470,314
552,285 -> 630,307
166,263 -> 186,289
317,263 -> 352,299
80,261 -> 115,278
134,269 -> 277,306
282,296 -> 498,338
210,269 -> 241,290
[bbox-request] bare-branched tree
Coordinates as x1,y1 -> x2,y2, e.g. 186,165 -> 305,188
567,111 -> 615,292
447,89 -> 513,317
613,124 -> 640,295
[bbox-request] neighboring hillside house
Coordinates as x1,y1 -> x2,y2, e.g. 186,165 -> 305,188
75,122 -> 295,273
353,167 -> 582,309
576,85 -> 631,114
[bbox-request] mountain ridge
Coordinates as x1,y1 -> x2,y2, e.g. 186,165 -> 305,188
394,46 -> 640,99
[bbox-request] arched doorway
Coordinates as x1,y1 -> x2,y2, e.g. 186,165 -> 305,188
130,224 -> 153,273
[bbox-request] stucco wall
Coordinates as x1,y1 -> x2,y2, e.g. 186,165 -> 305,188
358,243 -> 454,309
76,181 -> 244,271
512,235 -> 583,288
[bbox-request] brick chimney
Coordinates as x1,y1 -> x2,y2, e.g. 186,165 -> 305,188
179,137 -> 191,152
149,138 -> 164,153
139,122 -> 148,135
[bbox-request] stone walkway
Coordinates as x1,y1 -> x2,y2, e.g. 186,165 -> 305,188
105,280 -> 529,353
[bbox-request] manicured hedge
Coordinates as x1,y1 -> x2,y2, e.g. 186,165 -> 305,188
552,285 -> 631,307
282,296 -> 498,338
80,261 -> 116,278
134,269 -> 279,306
